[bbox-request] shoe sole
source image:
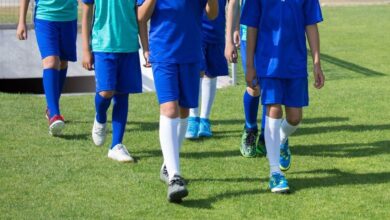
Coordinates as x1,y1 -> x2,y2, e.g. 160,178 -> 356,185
168,189 -> 189,203
271,186 -> 290,194
185,134 -> 199,139
49,120 -> 65,136
198,132 -> 212,137
107,156 -> 134,163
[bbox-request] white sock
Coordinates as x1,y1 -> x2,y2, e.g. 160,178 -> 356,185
200,77 -> 217,119
280,119 -> 299,145
159,115 -> 180,180
265,116 -> 282,175
178,117 -> 188,150
189,78 -> 203,117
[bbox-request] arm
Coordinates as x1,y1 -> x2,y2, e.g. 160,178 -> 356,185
225,0 -> 239,63
138,15 -> 151,67
16,0 -> 30,40
306,24 -> 325,89
137,0 -> 156,23
81,2 -> 94,70
205,0 -> 219,20
245,27 -> 258,89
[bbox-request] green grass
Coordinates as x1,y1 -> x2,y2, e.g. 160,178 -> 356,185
1,5 -> 390,219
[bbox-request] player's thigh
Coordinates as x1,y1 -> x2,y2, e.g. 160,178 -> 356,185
151,62 -> 180,105
116,52 -> 142,94
94,52 -> 118,93
34,19 -> 61,61
178,62 -> 201,109
283,77 -> 309,108
204,43 -> 228,77
59,20 -> 77,62
259,77 -> 283,106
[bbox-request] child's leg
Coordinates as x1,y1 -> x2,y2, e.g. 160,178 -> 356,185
95,91 -> 113,124
42,56 -> 61,118
199,75 -> 217,119
281,107 -> 301,144
265,105 -> 283,175
58,61 -> 68,100
260,105 -> 266,134
243,87 -> 260,129
178,108 -> 189,148
111,93 -> 129,148
189,76 -> 202,118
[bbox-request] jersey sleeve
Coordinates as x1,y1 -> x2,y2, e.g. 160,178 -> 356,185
82,0 -> 94,4
240,0 -> 261,28
136,0 -> 145,6
303,0 -> 323,25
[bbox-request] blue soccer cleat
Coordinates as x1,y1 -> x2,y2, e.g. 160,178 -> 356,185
198,118 -> 212,137
185,117 -> 200,139
279,139 -> 291,171
269,172 -> 290,193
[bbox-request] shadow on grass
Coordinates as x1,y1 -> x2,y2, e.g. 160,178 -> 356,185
181,169 -> 390,209
320,53 -> 386,77
293,141 -> 390,157
137,149 -> 242,159
58,133 -> 90,140
296,124 -> 390,136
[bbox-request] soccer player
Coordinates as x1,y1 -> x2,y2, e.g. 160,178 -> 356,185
241,0 -> 325,193
81,0 -> 147,162
231,0 -> 268,158
186,0 -> 235,139
137,0 -> 218,203
17,0 -> 78,136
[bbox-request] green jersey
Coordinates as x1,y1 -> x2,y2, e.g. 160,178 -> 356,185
84,0 -> 140,53
35,0 -> 78,22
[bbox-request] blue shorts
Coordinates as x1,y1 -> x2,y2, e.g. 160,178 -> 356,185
241,40 -> 247,74
152,62 -> 200,108
259,77 -> 309,108
94,52 -> 142,94
34,19 -> 77,61
200,42 -> 228,77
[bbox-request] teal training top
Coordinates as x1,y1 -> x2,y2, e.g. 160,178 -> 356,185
35,0 -> 78,22
83,0 -> 140,53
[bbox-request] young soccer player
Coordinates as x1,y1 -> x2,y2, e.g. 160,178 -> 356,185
17,0 -> 78,136
186,0 -> 234,139
239,0 -> 267,158
137,0 -> 218,203
81,0 -> 147,162
241,0 -> 325,192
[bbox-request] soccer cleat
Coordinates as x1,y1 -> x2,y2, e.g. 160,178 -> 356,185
185,117 -> 200,139
49,115 -> 65,136
279,139 -> 291,171
108,144 -> 134,163
256,132 -> 267,156
160,164 -> 169,184
240,128 -> 258,158
269,172 -> 290,193
198,118 -> 212,137
168,175 -> 188,203
92,118 -> 107,146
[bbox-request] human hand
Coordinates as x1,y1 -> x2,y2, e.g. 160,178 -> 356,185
246,66 -> 258,89
16,22 -> 28,40
143,50 -> 151,68
233,30 -> 240,48
225,42 -> 238,63
82,50 -> 94,71
313,64 -> 325,89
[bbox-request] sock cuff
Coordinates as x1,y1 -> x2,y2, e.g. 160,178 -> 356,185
266,116 -> 282,124
282,119 -> 300,128
160,115 -> 180,122
43,68 -> 59,73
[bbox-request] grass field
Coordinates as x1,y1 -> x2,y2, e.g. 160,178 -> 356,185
1,5 -> 390,219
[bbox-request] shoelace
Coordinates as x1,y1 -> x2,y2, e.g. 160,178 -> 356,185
245,131 -> 257,145
169,176 -> 185,186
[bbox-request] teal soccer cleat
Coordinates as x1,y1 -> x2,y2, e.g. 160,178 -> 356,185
185,117 -> 200,139
279,139 -> 291,171
198,118 -> 212,137
269,173 -> 290,193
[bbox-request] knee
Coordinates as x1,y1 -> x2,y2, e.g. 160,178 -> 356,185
160,102 -> 179,118
267,105 -> 283,118
246,86 -> 260,97
286,116 -> 301,126
42,56 -> 60,70
179,107 -> 189,118
60,61 -> 68,70
99,91 -> 115,99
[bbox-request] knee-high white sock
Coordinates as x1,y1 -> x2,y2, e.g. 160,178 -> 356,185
189,78 -> 203,117
159,115 -> 180,180
280,119 -> 299,145
178,117 -> 188,150
265,116 -> 282,175
200,77 -> 217,119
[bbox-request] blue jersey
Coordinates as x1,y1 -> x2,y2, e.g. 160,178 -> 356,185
202,0 -> 227,44
137,0 -> 207,64
241,0 -> 323,78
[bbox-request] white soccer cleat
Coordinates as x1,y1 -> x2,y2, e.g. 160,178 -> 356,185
92,118 -> 107,146
108,144 -> 134,163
